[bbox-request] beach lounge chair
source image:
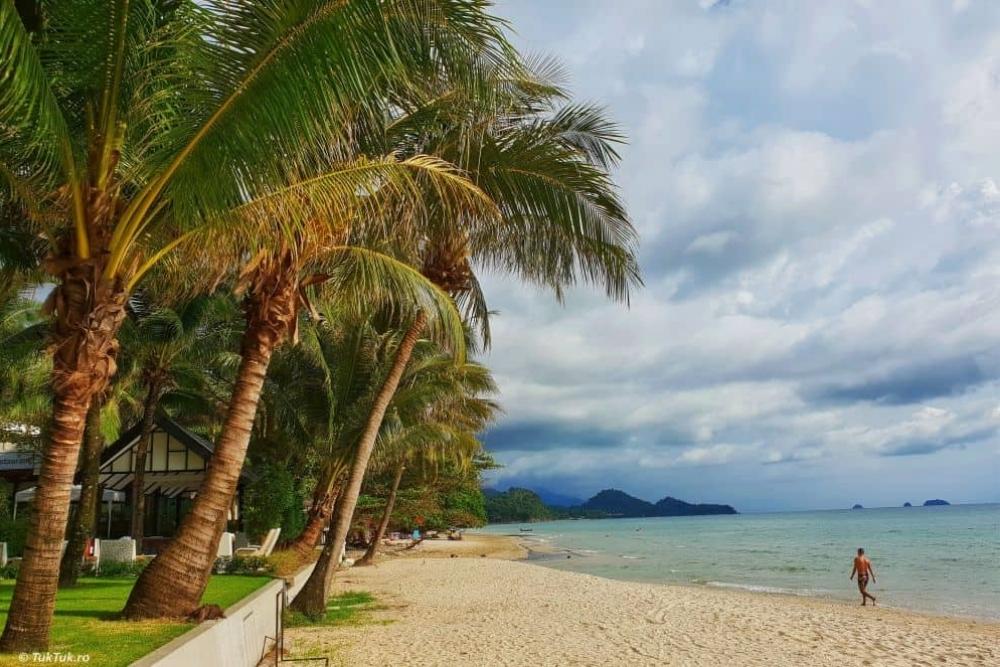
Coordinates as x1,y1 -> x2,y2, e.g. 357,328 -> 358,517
216,531 -> 235,558
235,527 -> 280,557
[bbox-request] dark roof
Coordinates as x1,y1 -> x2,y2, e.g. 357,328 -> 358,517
101,414 -> 215,467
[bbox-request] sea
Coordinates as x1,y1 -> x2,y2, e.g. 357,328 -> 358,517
478,503 -> 1000,620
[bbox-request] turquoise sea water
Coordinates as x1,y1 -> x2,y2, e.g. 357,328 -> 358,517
479,504 -> 1000,620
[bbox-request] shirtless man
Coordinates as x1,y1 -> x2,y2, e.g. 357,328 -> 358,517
850,547 -> 877,606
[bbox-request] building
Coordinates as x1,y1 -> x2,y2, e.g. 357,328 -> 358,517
2,415 -> 246,554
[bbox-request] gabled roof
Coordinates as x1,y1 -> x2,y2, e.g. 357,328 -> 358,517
101,413 -> 215,468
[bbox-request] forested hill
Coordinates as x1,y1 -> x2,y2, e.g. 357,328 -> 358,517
581,489 -> 737,517
485,487 -> 737,523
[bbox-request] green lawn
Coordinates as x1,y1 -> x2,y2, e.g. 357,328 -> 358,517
284,591 -> 378,628
0,575 -> 272,667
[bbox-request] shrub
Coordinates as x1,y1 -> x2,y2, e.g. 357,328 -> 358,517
0,560 -> 19,580
242,463 -> 305,542
213,555 -> 275,575
94,557 -> 149,577
0,515 -> 30,557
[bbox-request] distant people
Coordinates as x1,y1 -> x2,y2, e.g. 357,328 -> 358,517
412,528 -> 421,542
850,547 -> 877,606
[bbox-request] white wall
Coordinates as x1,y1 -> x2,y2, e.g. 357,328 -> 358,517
131,562 -> 317,667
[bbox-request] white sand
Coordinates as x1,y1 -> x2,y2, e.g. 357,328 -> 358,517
286,536 -> 999,666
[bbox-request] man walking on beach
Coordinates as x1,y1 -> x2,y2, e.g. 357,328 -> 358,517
850,548 -> 877,606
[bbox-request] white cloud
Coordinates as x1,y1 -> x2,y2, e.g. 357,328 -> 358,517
483,0 -> 1000,509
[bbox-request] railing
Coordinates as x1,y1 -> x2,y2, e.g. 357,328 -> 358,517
261,585 -> 329,667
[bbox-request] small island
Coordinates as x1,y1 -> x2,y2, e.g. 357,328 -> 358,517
852,504 -> 864,509
923,499 -> 950,506
903,502 -> 912,507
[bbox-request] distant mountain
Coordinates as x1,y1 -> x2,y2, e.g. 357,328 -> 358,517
532,487 -> 585,508
578,489 -> 736,518
903,502 -> 912,507
923,499 -> 950,506
481,486 -> 583,508
483,486 -> 737,523
580,489 -> 656,516
654,495 -> 737,516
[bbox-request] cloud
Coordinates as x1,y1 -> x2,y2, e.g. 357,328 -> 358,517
480,0 -> 1000,510
810,356 -> 990,405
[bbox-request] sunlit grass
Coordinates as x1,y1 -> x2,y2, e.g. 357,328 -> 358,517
0,575 -> 271,667
284,591 -> 377,628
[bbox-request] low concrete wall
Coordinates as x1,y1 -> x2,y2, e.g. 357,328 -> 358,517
132,562 -> 317,667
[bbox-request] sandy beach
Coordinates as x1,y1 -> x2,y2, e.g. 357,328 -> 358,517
285,534 -> 999,666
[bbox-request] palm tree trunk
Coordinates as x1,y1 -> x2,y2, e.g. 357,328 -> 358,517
0,266 -> 127,652
290,311 -> 426,616
130,382 -> 161,550
58,400 -> 104,588
356,463 -> 404,566
285,469 -> 340,561
123,268 -> 297,620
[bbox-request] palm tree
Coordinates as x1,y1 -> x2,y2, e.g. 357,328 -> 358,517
123,154 -> 490,619
290,58 -> 641,612
272,314 -> 390,560
116,294 -> 239,549
1,0 -> 510,646
356,357 -> 498,566
292,348 -> 497,612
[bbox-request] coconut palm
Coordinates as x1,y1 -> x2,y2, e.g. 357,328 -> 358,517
355,357 -> 498,566
291,341 -> 498,613
0,295 -> 113,588
115,293 -> 240,548
57,392 -> 129,588
123,151 -> 491,619
290,58 -> 641,612
272,314 -> 391,559
1,0 -> 511,645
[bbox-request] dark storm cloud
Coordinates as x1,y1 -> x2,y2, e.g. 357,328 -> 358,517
482,422 -> 620,452
879,426 -> 997,457
809,356 -> 992,406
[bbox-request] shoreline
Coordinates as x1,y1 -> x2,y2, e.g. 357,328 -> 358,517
502,532 -> 1000,625
501,531 -> 1000,625
288,534 -> 999,666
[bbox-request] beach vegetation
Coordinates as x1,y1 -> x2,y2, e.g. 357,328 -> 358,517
486,488 -> 557,523
284,591 -> 378,628
0,0 -> 636,656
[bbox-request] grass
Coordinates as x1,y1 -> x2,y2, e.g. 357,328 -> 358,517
284,591 -> 378,628
0,575 -> 272,667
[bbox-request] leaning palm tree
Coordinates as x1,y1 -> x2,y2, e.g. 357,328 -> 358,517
290,58 -> 641,612
123,158 -> 491,619
0,0 -> 510,646
274,313 -> 391,559
116,293 -> 239,549
355,358 -> 498,566
291,338 -> 497,611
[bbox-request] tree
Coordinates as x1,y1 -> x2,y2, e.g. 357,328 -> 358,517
290,56 -> 641,613
123,153 -> 487,619
117,294 -> 239,549
1,0 -> 510,645
271,314 -> 392,560
356,356 -> 498,566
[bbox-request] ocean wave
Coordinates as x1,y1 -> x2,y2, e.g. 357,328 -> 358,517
620,555 -> 643,560
705,581 -> 830,597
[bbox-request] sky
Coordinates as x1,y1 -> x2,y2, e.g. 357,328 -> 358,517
478,0 -> 1000,512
